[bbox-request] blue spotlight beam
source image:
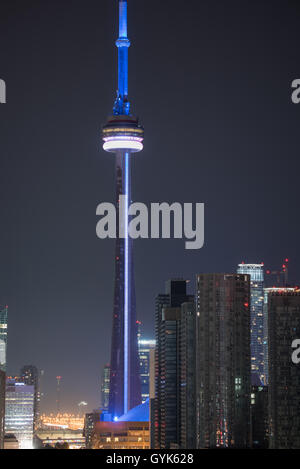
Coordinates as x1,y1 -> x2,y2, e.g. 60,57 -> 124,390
124,151 -> 129,415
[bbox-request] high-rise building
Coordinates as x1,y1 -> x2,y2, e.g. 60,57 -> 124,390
102,0 -> 143,419
0,305 -> 8,450
20,365 -> 40,430
138,339 -> 156,403
0,305 -> 8,372
237,263 -> 264,384
100,364 -> 110,413
250,385 -> 268,448
84,411 -> 101,449
149,346 -> 156,449
154,280 -> 193,449
179,302 -> 196,449
263,287 -> 296,385
196,273 -> 251,448
0,370 -> 5,449
5,378 -> 34,449
268,290 -> 300,449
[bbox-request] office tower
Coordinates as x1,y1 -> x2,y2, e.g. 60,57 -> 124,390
250,385 -> 268,448
237,263 -> 264,384
100,364 -> 110,413
0,306 -> 8,449
84,411 -> 101,449
180,302 -> 196,449
178,295 -> 196,455
20,365 -> 40,430
149,346 -> 156,449
0,305 -> 8,372
138,339 -> 156,403
196,274 -> 251,448
263,287 -> 296,385
149,347 -> 155,401
154,280 -> 193,449
5,378 -> 34,449
268,290 -> 300,449
0,370 -> 5,449
102,0 -> 143,419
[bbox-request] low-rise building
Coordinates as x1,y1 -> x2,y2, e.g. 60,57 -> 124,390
92,401 -> 149,449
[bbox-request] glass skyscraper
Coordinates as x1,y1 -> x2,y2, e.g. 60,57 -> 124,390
100,364 -> 110,413
0,370 -> 5,449
20,365 -> 40,430
0,305 -> 8,449
154,280 -> 193,449
0,305 -> 8,372
237,263 -> 264,385
5,378 -> 35,449
138,339 -> 156,403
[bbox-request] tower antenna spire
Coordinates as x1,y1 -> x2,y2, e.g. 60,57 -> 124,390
114,0 -> 131,115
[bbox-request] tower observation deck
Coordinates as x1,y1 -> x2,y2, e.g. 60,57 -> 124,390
102,0 -> 142,419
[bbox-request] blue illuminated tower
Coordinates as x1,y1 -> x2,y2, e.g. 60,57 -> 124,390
102,0 -> 143,418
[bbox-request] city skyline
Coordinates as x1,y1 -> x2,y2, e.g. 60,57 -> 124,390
1,0 -> 300,414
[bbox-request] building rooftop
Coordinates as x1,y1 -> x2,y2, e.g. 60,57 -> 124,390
118,399 -> 149,422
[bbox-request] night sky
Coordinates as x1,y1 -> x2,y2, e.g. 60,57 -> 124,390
0,0 -> 300,413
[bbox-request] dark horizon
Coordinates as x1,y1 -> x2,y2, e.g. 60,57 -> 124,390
1,0 -> 300,413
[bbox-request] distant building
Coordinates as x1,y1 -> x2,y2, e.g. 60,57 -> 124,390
196,273 -> 251,448
100,364 -> 110,413
39,413 -> 84,430
138,339 -> 156,403
268,290 -> 300,448
154,279 -> 193,449
0,370 -> 5,449
84,411 -> 101,449
92,401 -> 149,449
0,305 -> 8,372
237,264 -> 264,384
5,379 -> 34,449
3,433 -> 19,450
250,385 -> 268,448
20,365 -> 40,430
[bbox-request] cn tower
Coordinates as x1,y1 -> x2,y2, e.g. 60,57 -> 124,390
102,0 -> 143,418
